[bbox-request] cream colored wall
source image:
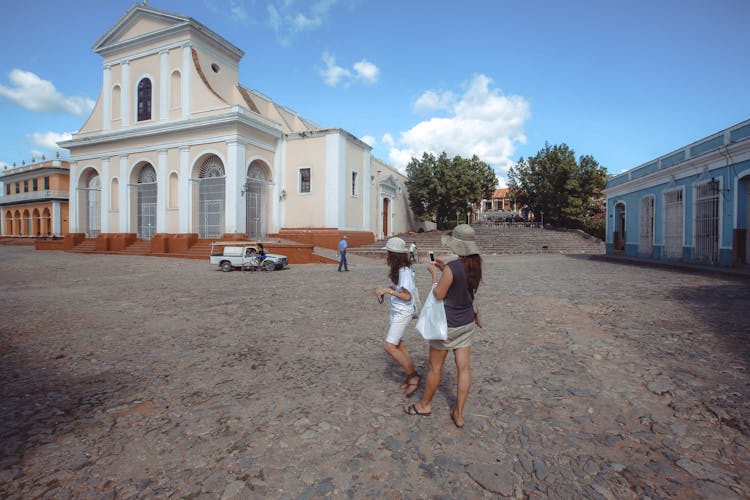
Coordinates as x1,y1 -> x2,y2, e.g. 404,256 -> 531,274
283,136 -> 327,228
118,17 -> 172,40
345,141 -> 365,230
191,45 -> 239,103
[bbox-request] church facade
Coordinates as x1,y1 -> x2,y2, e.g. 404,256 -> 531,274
59,3 -> 415,252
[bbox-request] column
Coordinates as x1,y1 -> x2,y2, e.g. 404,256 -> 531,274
363,153 -> 371,230
102,65 -> 111,130
181,45 -> 191,118
179,147 -> 190,232
69,162 -> 79,233
159,50 -> 168,122
325,132 -> 344,228
119,156 -> 129,232
225,140 -> 244,234
52,201 -> 61,235
121,61 -> 130,127
100,158 -> 110,233
157,149 -> 168,232
273,137 -> 285,233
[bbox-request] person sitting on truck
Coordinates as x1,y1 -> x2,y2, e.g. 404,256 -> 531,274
257,243 -> 266,256
245,247 -> 257,257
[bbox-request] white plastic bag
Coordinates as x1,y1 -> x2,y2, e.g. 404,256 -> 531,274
415,286 -> 447,341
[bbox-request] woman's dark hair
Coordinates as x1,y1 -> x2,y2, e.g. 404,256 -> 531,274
387,251 -> 411,284
461,255 -> 482,298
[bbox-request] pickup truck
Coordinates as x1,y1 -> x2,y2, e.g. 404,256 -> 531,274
210,242 -> 288,272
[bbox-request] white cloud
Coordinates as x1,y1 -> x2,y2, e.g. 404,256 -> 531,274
413,90 -> 455,114
28,131 -> 73,152
320,53 -> 380,87
386,74 -> 530,178
360,135 -> 376,147
0,69 -> 94,117
268,0 -> 337,46
320,53 -> 352,87
353,59 -> 379,84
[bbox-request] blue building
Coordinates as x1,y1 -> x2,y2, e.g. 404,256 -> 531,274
603,119 -> 750,267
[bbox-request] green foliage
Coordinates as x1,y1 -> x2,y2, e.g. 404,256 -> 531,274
508,143 -> 607,227
405,152 -> 497,229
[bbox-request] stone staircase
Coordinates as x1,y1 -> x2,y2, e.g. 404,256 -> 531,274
348,225 -> 604,259
68,239 -> 97,253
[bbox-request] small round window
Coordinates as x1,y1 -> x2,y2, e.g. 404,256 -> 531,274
211,63 -> 220,73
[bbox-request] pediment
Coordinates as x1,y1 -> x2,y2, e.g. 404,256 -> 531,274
93,4 -> 190,54
92,4 -> 243,60
380,174 -> 400,193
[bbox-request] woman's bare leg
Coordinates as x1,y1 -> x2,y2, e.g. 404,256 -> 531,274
451,346 -> 472,427
415,347 -> 448,414
384,341 -> 416,381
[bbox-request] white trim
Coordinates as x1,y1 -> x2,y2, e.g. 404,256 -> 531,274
157,149 -> 167,232
52,200 -> 61,235
182,45 -> 191,118
102,66 -> 111,130
325,133 -> 343,228
179,147 -> 190,232
100,158 -> 110,233
119,156 -> 129,232
159,51 -> 168,122
121,62 -> 130,127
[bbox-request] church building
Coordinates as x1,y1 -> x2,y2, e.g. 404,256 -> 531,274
59,3 -> 415,255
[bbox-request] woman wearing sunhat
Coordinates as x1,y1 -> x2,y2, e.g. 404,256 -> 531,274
404,224 -> 482,428
374,237 -> 421,396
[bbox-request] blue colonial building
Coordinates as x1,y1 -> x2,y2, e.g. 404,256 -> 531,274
602,119 -> 750,267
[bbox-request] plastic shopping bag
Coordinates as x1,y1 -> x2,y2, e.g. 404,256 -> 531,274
415,286 -> 448,341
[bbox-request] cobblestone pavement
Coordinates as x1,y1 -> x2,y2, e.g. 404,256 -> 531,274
1,246 -> 749,498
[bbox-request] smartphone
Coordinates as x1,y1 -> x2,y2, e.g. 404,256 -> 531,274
429,251 -> 435,262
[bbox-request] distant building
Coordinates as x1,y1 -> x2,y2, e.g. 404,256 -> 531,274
58,3 -> 414,251
602,119 -> 750,267
0,158 -> 70,237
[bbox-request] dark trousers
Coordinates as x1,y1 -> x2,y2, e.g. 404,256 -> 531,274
338,252 -> 348,271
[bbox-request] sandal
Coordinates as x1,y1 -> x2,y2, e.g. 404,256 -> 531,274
404,403 -> 431,416
403,373 -> 421,397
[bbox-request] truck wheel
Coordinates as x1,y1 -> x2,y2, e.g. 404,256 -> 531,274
221,261 -> 233,272
262,260 -> 275,271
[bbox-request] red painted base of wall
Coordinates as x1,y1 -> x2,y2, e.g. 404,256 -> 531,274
271,228 -> 374,250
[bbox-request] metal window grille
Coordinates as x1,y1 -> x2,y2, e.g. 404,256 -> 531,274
639,196 -> 654,256
198,156 -> 225,239
136,165 -> 157,240
245,164 -> 268,238
695,181 -> 719,263
82,175 -> 101,237
663,189 -> 683,259
300,168 -> 311,193
137,78 -> 152,121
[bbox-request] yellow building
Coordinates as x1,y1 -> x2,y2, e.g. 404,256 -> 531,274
58,3 -> 414,252
1,158 -> 70,237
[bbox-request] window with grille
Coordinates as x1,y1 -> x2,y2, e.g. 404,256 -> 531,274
24,180 -> 28,192
44,176 -> 49,190
695,181 -> 719,263
137,78 -> 152,121
352,172 -> 358,197
32,178 -> 38,191
663,189 -> 683,259
299,167 -> 311,194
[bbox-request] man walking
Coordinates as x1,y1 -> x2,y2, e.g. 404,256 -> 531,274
337,235 -> 349,272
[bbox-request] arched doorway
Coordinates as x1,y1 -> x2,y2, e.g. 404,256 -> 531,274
32,208 -> 40,236
196,155 -> 225,239
695,180 -> 719,263
42,208 -> 51,236
614,202 -> 626,253
134,162 -> 157,239
13,210 -> 21,236
79,169 -> 101,237
245,161 -> 270,239
4,210 -> 12,236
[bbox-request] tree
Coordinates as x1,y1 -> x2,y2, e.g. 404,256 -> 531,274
405,152 -> 497,228
508,143 -> 607,226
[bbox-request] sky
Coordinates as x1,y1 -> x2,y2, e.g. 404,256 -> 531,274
1,0 -> 749,187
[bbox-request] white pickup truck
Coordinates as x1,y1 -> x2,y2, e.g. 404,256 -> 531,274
209,242 -> 288,272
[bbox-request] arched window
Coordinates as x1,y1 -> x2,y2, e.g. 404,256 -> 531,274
170,71 -> 181,109
168,172 -> 179,209
112,85 -> 121,120
111,178 -> 119,211
137,78 -> 152,121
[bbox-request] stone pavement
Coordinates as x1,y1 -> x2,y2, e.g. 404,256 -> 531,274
1,247 -> 748,498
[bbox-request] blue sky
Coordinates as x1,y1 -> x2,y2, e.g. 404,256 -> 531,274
1,0 -> 749,186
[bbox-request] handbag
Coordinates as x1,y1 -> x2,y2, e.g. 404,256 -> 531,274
415,285 -> 448,341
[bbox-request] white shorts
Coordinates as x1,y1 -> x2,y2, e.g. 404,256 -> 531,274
385,309 -> 413,345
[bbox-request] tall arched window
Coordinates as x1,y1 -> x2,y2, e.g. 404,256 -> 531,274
112,85 -> 121,121
137,78 -> 152,121
170,71 -> 181,109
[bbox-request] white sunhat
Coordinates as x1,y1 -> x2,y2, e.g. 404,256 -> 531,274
441,224 -> 480,256
382,237 -> 408,254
